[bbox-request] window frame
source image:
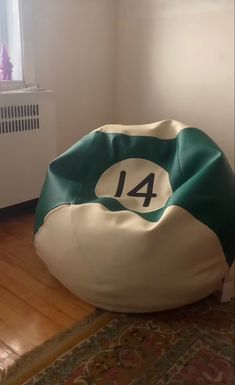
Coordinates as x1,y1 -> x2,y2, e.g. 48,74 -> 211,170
0,0 -> 36,91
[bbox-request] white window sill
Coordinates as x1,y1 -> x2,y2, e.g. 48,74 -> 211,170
0,80 -> 25,92
0,86 -> 52,96
0,82 -> 43,94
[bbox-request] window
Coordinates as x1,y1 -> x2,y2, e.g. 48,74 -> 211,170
0,0 -> 23,87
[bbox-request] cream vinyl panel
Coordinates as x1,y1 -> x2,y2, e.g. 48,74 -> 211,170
95,120 -> 189,139
34,203 -> 227,312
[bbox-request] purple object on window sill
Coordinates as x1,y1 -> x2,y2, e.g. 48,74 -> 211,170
0,44 -> 13,80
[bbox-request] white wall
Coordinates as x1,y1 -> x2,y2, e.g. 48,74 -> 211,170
115,0 -> 234,166
21,0 -> 115,153
20,0 -> 234,165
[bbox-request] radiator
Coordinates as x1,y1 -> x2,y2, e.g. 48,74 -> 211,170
0,89 -> 57,208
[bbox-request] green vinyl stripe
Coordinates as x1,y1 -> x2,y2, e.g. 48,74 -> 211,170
176,128 -> 234,265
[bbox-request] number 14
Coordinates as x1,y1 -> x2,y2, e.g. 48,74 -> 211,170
114,170 -> 157,207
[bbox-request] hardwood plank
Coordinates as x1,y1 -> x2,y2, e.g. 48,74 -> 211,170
0,321 -> 35,356
0,278 -> 76,329
0,202 -> 95,372
0,260 -> 94,318
0,286 -> 62,338
0,223 -> 94,312
0,301 -> 59,346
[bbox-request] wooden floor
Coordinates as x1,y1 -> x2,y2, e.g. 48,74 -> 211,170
0,201 -> 95,374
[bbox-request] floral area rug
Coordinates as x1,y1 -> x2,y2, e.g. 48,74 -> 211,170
3,295 -> 235,385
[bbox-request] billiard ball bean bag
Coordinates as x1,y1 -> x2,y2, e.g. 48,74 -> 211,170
34,120 -> 234,312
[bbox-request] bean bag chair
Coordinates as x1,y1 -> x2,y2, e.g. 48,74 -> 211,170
34,120 -> 234,312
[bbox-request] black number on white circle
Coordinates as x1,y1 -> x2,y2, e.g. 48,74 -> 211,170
114,170 -> 157,207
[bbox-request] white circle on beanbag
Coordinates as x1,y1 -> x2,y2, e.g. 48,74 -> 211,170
95,158 -> 172,213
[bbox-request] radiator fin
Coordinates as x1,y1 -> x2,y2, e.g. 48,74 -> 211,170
0,104 -> 40,134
